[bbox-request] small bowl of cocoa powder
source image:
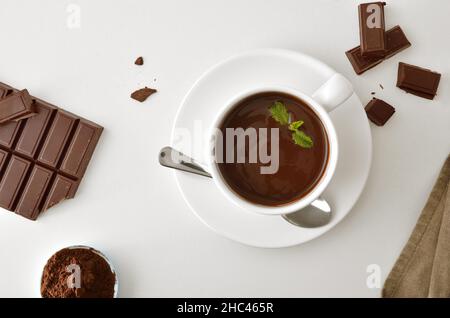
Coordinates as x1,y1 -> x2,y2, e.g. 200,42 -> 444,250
40,245 -> 118,298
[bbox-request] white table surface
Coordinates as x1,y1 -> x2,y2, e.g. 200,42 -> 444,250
0,0 -> 449,298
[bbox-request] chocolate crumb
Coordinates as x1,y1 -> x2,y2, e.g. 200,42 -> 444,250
41,248 -> 116,298
131,87 -> 157,102
134,56 -> 144,66
379,84 -> 384,90
371,92 -> 376,95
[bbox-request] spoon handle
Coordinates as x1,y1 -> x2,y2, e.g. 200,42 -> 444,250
159,147 -> 212,178
159,146 -> 332,227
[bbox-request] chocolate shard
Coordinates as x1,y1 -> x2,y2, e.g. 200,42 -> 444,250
131,87 -> 157,102
359,2 -> 386,57
0,89 -> 36,123
346,25 -> 411,75
397,62 -> 441,100
365,98 -> 395,126
134,56 -> 144,65
0,82 -> 103,221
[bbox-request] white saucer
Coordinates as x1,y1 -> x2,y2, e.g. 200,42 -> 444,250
171,49 -> 372,248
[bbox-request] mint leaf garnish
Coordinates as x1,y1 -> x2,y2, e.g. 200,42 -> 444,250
292,130 -> 314,149
268,101 -> 313,149
269,101 -> 290,126
289,120 -> 304,131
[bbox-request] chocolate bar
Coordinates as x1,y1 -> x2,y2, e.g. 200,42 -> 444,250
365,98 -> 395,126
0,89 -> 36,123
346,26 -> 411,75
0,82 -> 103,220
359,2 -> 386,56
397,62 -> 441,100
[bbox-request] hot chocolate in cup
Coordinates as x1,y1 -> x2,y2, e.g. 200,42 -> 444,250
208,74 -> 353,216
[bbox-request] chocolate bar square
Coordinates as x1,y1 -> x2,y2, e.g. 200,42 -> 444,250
359,2 -> 387,57
397,62 -> 441,100
365,98 -> 395,126
346,26 -> 411,75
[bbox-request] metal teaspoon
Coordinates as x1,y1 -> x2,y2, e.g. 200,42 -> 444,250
159,147 -> 332,228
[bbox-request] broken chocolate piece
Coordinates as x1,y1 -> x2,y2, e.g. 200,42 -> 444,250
346,26 -> 411,75
0,89 -> 36,123
0,82 -> 103,221
131,87 -> 157,102
359,2 -> 386,57
397,62 -> 441,100
134,56 -> 144,65
365,98 -> 395,126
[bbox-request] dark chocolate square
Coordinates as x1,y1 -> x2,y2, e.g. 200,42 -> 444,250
365,98 -> 395,126
397,62 -> 441,100
345,26 -> 411,75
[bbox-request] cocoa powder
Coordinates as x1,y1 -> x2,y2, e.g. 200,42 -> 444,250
41,247 -> 116,298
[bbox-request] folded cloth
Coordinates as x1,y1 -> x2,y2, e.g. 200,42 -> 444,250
383,154 -> 450,298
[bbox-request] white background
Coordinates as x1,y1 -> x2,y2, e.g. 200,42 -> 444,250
0,0 -> 449,298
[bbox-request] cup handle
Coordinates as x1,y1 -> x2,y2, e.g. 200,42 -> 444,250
311,73 -> 353,112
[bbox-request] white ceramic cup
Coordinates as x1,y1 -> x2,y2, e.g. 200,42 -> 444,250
208,73 -> 353,216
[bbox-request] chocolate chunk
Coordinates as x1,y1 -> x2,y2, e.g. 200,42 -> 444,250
134,56 -> 144,65
397,62 -> 441,100
131,87 -> 157,102
0,82 -> 103,221
359,2 -> 386,56
0,89 -> 36,123
365,98 -> 395,126
346,26 -> 411,75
